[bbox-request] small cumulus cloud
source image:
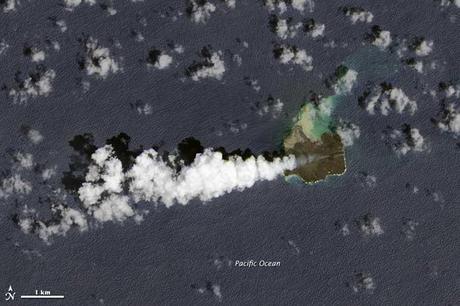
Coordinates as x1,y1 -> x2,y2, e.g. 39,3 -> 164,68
326,65 -> 358,95
356,171 -> 377,188
18,202 -> 89,244
348,272 -> 376,293
1,0 -> 18,12
383,124 -> 428,156
273,43 -> 313,71
0,174 -> 32,199
8,66 -> 56,104
263,0 -> 314,14
366,25 -> 392,50
147,48 -> 173,70
268,15 -> 302,40
185,47 -> 225,81
359,83 -> 417,116
186,0 -> 216,24
336,121 -> 360,147
23,45 -> 46,63
251,95 -> 285,119
78,36 -> 120,79
20,126 -> 44,144
356,214 -> 384,236
436,0 -> 460,8
341,6 -> 374,24
437,104 -> 460,136
63,0 -> 96,11
303,19 -> 325,38
402,218 -> 418,241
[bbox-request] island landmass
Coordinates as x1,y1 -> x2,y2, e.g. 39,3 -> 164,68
283,95 -> 346,184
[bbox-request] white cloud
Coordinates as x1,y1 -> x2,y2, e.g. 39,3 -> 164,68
212,284 -> 222,301
407,60 -> 424,73
343,7 -> 374,24
254,96 -> 284,118
397,38 -> 434,71
0,40 -> 9,55
14,152 -> 34,170
26,128 -> 44,144
358,172 -> 377,188
292,0 -> 310,12
133,31 -> 144,42
438,0 -> 460,8
402,218 -> 418,240
309,23 -> 325,38
147,49 -> 173,70
92,194 -> 134,222
63,0 -> 96,10
74,143 -> 296,208
132,101 -> 153,115
415,39 -> 434,57
56,19 -> 67,32
31,49 -> 45,63
154,54 -> 173,70
14,137 -> 301,242
386,125 -> 428,156
192,282 -> 223,301
274,44 -> 313,71
406,128 -> 426,153
246,78 -> 261,92
336,121 -> 360,146
340,223 -> 350,236
9,68 -> 56,104
77,146 -> 139,223
0,174 -> 32,199
232,54 -> 242,66
363,85 -> 417,116
1,0 -> 17,12
368,26 -> 392,49
104,5 -> 117,16
438,103 -> 460,135
304,19 -> 325,38
19,204 -> 88,244
51,41 -> 60,51
24,46 -> 46,62
128,148 -> 297,206
389,88 -> 417,114
224,0 -> 236,9
351,273 -> 376,293
187,49 -> 226,81
264,0 -> 314,13
19,143 -> 292,239
444,84 -> 460,98
358,215 -> 384,236
42,167 -> 57,180
275,19 -> 289,39
83,37 -> 120,78
271,16 -> 301,40
333,69 -> 358,95
174,44 -> 184,54
187,0 -> 216,23
373,30 -> 392,49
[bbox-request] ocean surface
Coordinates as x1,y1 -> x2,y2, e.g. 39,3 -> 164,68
0,0 -> 459,305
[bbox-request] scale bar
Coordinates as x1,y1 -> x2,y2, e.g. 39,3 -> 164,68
21,295 -> 64,299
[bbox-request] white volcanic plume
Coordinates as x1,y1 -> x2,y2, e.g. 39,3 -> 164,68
79,145 -> 298,210
20,143 -> 298,243
128,148 -> 297,206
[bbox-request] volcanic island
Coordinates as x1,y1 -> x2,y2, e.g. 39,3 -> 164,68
283,95 -> 346,184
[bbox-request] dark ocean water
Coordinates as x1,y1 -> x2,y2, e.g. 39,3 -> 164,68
0,0 -> 459,305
